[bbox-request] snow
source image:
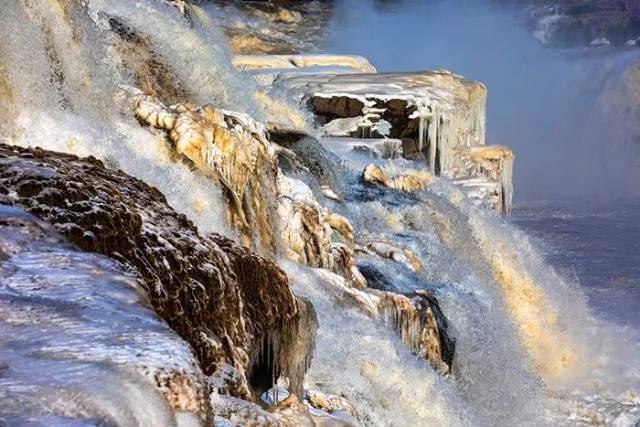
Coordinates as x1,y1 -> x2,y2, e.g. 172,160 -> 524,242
232,54 -> 377,73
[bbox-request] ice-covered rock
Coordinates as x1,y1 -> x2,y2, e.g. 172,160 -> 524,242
451,145 -> 515,214
332,243 -> 368,289
376,290 -> 455,374
0,205 -> 209,425
321,137 -> 403,160
274,71 -> 487,175
136,97 -> 369,289
271,68 -> 515,214
233,54 -> 377,73
135,96 -> 281,251
363,164 -> 435,193
0,143 -> 314,403
289,267 -> 455,374
366,240 -> 424,273
277,174 -> 334,268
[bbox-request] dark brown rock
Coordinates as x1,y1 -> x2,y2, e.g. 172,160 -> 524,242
0,143 -> 310,400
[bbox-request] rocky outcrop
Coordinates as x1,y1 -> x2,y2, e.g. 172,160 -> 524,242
0,143 -> 312,403
257,126 -> 457,371
377,290 -> 455,373
267,125 -> 346,196
135,96 -> 281,252
451,145 -> 515,215
277,174 -> 334,269
0,205 -> 209,425
363,164 -> 435,193
274,71 -> 487,173
264,65 -> 514,215
134,97 -> 349,271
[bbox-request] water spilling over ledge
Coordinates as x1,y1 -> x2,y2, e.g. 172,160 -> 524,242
0,1 -> 639,426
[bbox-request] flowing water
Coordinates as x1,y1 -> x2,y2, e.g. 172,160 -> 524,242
1,0 -> 640,426
319,0 -> 640,424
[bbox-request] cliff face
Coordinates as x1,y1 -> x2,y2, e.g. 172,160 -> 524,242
0,143 -> 309,403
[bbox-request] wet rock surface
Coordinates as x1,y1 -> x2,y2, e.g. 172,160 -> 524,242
134,96 -> 281,252
377,290 -> 456,373
0,143 -> 309,402
0,205 -> 209,425
267,67 -> 514,214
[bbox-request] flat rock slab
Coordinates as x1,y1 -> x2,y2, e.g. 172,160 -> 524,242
233,54 -> 377,73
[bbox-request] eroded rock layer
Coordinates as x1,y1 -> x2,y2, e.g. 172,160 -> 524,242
0,143 -> 310,402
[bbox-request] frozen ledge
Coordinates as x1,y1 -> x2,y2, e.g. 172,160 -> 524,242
232,54 -> 378,73
274,71 -> 487,176
273,68 -> 513,214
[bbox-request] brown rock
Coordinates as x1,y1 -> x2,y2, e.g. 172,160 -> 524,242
0,143 -> 312,401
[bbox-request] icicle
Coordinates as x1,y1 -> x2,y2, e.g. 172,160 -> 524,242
437,115 -> 447,176
428,116 -> 437,173
500,152 -> 514,215
418,115 -> 426,152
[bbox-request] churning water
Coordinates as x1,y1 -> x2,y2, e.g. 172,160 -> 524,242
323,0 -> 640,425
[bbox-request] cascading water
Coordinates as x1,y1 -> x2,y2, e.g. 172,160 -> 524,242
300,138 -> 640,424
0,0 -> 243,235
2,0 -> 640,426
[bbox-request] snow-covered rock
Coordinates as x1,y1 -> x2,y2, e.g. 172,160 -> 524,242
0,205 -> 209,425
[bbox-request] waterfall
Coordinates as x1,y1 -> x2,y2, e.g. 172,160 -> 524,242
310,129 -> 640,423
0,0 -> 255,235
2,0 -> 640,426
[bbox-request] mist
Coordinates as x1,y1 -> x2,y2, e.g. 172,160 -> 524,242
325,0 -> 640,203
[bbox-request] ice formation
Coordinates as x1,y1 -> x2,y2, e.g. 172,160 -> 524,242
233,54 -> 377,74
